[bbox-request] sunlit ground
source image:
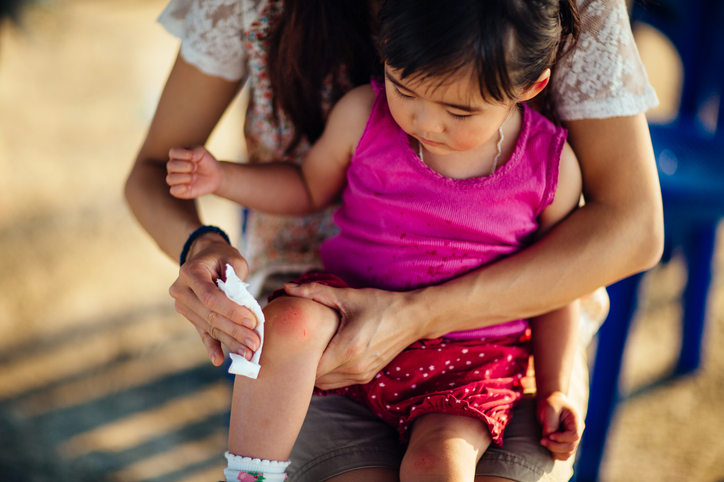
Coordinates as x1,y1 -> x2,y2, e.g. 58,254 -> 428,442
0,1 -> 722,481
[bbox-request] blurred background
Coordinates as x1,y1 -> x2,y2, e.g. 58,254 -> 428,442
0,0 -> 722,481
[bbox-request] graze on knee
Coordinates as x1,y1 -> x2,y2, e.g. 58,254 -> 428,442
262,296 -> 339,353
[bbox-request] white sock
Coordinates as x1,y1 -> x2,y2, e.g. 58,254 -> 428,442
223,452 -> 291,482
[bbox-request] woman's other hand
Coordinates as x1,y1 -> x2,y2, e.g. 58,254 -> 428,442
283,282 -> 424,390
170,233 -> 261,366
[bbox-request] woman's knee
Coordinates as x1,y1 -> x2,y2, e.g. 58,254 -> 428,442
261,295 -> 339,356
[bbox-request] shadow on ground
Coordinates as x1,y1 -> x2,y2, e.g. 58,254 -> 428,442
0,303 -> 232,482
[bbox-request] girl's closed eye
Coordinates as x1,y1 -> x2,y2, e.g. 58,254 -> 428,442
448,111 -> 471,120
393,87 -> 414,100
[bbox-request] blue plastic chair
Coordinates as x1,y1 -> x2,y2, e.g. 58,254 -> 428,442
573,1 -> 724,481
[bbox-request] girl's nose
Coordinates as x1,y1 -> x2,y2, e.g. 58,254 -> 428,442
413,106 -> 443,134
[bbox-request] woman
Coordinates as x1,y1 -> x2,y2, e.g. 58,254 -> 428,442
124,0 -> 662,480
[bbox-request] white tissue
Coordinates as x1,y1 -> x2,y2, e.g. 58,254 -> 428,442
216,264 -> 265,378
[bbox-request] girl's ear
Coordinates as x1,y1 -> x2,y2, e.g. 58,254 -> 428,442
519,68 -> 551,102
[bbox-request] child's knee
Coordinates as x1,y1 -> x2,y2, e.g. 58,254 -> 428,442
401,414 -> 491,481
261,295 -> 338,356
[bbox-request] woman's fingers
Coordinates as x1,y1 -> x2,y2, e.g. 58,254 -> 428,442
314,370 -> 372,391
169,242 -> 262,363
283,281 -> 344,311
286,282 -> 419,389
193,324 -> 224,366
171,284 -> 256,358
182,261 -> 259,332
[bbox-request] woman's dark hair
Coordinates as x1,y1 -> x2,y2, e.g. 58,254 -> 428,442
378,0 -> 580,120
267,0 -> 379,154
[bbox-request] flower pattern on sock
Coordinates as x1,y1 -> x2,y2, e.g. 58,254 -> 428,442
237,472 -> 265,482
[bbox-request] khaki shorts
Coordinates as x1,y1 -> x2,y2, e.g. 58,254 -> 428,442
288,346 -> 589,482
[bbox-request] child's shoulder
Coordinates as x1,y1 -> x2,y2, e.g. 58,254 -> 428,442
333,84 -> 376,119
324,84 -> 376,149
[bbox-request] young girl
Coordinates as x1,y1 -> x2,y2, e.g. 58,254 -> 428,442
167,0 -> 583,480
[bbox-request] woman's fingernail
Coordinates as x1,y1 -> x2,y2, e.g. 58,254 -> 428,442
245,338 -> 256,351
237,348 -> 247,359
242,317 -> 254,329
285,282 -> 300,287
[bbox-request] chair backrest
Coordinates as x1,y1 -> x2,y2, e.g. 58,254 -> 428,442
631,0 -> 724,134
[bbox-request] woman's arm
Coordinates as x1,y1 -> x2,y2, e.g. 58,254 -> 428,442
125,53 -> 261,365
126,53 -> 242,259
289,113 -> 663,389
417,114 -> 663,333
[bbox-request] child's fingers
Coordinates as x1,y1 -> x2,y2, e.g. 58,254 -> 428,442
540,438 -> 578,460
168,146 -> 197,160
547,429 -> 581,443
166,172 -> 193,186
541,434 -> 579,453
167,159 -> 196,174
169,184 -> 195,199
537,406 -> 560,437
558,408 -> 584,439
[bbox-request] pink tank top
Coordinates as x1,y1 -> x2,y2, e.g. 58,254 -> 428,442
320,80 -> 566,338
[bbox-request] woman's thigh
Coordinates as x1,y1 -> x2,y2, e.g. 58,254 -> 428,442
288,394 -> 404,482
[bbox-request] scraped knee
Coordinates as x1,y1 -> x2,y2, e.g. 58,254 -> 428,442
261,295 -> 339,357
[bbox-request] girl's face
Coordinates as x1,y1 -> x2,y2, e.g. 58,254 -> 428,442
384,65 -> 517,158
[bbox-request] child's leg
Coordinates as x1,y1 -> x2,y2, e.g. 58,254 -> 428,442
401,414 -> 492,482
225,295 -> 339,480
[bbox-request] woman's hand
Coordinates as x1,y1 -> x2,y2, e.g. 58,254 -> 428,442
166,146 -> 223,199
283,282 -> 424,390
169,233 -> 261,366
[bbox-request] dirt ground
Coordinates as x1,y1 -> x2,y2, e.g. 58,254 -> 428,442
0,1 -> 722,481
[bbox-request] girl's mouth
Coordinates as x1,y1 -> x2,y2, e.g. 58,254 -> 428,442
419,137 -> 442,147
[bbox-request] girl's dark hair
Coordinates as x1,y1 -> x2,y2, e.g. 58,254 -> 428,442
267,0 -> 379,154
378,0 -> 580,121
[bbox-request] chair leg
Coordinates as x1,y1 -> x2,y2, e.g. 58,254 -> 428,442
574,273 -> 645,482
676,222 -> 718,375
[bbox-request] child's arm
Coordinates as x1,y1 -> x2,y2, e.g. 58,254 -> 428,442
530,141 -> 584,460
166,85 -> 374,215
530,302 -> 582,460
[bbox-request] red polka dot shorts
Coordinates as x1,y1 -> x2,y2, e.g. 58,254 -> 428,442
270,271 -> 531,446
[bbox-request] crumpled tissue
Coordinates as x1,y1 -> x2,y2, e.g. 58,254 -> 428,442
216,264 -> 265,378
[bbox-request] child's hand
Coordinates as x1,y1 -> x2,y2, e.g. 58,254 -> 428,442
536,391 -> 583,461
166,146 -> 222,199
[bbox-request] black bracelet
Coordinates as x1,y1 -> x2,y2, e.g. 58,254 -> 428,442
180,225 -> 231,266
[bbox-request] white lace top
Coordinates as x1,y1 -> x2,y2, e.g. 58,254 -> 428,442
156,0 -> 656,328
